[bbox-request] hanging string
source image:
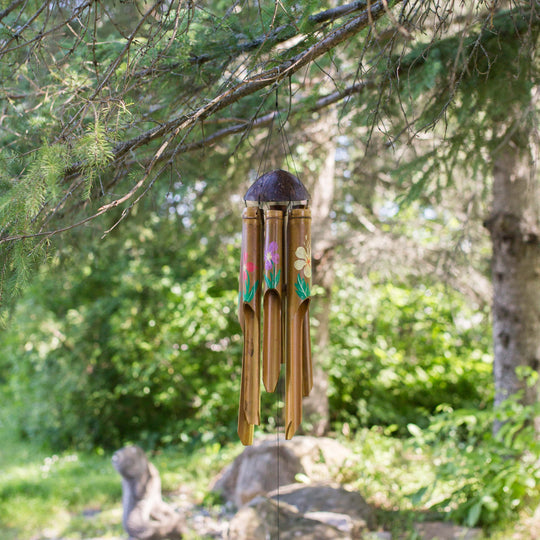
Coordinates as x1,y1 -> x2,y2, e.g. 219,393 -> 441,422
252,81 -> 302,539
256,87 -> 278,180
276,374 -> 280,539
272,81 -> 298,540
276,77 -> 299,180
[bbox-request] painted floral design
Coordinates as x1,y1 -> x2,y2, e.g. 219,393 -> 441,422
242,252 -> 256,280
294,273 -> 310,300
242,252 -> 259,302
294,238 -> 311,300
264,241 -> 281,289
294,242 -> 311,279
264,241 -> 280,270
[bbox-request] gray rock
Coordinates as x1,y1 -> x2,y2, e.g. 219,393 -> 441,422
269,483 -> 375,531
211,435 -> 354,507
227,496 -> 350,540
414,521 -> 483,539
227,484 -> 375,539
303,511 -> 354,532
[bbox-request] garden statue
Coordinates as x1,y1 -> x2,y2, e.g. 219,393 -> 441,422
112,445 -> 184,540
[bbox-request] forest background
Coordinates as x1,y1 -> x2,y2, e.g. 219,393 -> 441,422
0,1 -> 538,539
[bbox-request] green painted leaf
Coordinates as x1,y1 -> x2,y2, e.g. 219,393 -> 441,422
244,276 -> 259,302
274,269 -> 281,288
294,274 -> 310,300
265,268 -> 281,289
466,501 -> 482,527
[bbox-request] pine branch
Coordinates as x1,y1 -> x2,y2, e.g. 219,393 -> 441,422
4,1 -> 536,250
0,2 -> 391,247
112,1 -> 390,163
0,0 -> 25,22
138,0 -> 370,74
129,80 -> 376,164
0,1 -> 95,57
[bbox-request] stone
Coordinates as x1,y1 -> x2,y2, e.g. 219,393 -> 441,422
414,521 -> 483,540
269,483 -> 375,531
112,445 -> 185,540
211,435 -> 355,507
227,484 -> 375,539
227,496 -> 350,540
303,511 -> 354,533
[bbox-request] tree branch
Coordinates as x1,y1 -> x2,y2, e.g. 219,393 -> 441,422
134,80 -> 375,163
0,0 -> 25,22
112,1 -> 390,163
0,2 -> 391,247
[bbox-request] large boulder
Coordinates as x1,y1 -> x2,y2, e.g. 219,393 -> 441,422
227,484 -> 375,540
413,521 -> 483,539
211,436 -> 354,507
269,483 -> 375,529
227,496 -> 344,540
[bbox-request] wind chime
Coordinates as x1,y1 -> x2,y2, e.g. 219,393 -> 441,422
238,169 -> 312,446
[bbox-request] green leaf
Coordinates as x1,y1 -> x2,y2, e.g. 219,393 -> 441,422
274,269 -> 281,288
466,501 -> 482,527
407,423 -> 423,438
410,486 -> 429,506
294,274 -> 310,300
243,273 -> 259,302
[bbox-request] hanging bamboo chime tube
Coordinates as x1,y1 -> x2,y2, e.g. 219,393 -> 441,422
238,169 -> 312,445
238,206 -> 262,446
262,208 -> 284,392
286,207 -> 311,439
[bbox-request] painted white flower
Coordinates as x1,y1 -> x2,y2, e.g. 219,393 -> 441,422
294,243 -> 311,279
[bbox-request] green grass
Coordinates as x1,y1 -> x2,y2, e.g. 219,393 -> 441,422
1,408 -> 538,540
0,410 -> 243,540
0,415 -> 122,539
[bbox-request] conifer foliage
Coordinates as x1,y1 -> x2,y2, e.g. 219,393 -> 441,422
0,1 -> 536,309
0,2 -> 538,430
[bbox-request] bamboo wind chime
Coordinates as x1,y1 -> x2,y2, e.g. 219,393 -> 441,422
238,169 -> 313,446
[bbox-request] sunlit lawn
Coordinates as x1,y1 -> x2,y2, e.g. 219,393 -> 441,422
0,416 -> 122,539
0,411 -> 536,540
0,420 -> 447,540
0,411 -> 242,540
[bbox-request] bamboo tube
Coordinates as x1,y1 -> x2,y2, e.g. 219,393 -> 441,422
238,223 -> 245,330
237,225 -> 253,445
285,207 -> 311,439
302,310 -> 313,397
262,208 -> 284,393
238,358 -> 254,445
238,207 -> 262,439
242,305 -> 260,425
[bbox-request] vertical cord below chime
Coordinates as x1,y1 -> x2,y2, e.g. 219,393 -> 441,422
276,381 -> 280,538
254,83 -> 302,538
273,82 -> 299,539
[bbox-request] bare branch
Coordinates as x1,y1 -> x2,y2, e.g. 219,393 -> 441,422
133,80 -> 376,164
0,0 -> 25,22
113,1 -> 390,162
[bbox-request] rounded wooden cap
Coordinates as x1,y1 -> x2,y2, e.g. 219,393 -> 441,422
244,169 -> 310,204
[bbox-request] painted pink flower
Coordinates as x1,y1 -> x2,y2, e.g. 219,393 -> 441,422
264,241 -> 280,270
242,251 -> 256,280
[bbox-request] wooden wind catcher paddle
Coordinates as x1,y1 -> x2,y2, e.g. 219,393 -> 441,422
238,169 -> 313,445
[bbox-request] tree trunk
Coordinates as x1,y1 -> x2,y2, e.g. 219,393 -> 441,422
485,134 -> 540,433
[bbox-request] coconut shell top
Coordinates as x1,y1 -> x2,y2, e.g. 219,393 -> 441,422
244,169 -> 310,204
